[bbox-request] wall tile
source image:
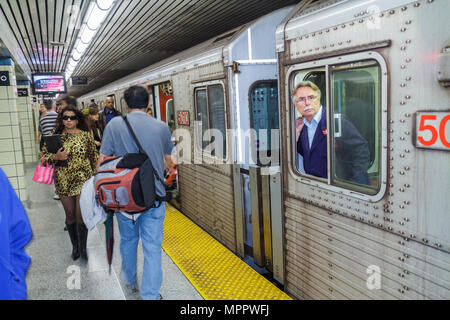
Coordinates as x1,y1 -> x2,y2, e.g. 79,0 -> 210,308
0,151 -> 16,165
1,164 -> 17,176
0,139 -> 13,152
0,126 -> 12,139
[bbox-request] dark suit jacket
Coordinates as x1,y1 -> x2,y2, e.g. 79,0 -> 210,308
297,107 -> 328,179
297,107 -> 370,185
98,107 -> 121,133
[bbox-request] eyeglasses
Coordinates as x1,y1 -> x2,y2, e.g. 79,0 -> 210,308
62,115 -> 77,121
294,95 -> 317,104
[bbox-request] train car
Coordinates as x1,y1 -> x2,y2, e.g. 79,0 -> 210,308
276,0 -> 450,299
78,6 -> 294,267
78,0 -> 449,300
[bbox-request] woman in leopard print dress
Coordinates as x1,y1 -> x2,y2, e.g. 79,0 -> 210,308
41,105 -> 98,261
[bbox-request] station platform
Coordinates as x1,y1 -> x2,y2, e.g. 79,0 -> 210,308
22,163 -> 291,300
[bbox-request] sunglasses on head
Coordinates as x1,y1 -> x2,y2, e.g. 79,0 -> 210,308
62,115 -> 77,121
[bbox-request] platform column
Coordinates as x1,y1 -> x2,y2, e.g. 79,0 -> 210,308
0,57 -> 28,201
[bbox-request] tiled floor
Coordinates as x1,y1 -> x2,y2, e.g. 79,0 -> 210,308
23,163 -> 203,300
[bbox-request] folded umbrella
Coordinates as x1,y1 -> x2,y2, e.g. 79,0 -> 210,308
104,210 -> 115,274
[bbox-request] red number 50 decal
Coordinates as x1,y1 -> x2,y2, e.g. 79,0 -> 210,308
418,114 -> 450,148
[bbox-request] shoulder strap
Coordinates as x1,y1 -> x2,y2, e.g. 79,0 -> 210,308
123,116 -> 165,184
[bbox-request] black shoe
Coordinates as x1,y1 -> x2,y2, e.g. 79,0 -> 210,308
77,223 -> 89,261
66,223 -> 80,261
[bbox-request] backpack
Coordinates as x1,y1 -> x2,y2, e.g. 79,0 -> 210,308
94,116 -> 168,214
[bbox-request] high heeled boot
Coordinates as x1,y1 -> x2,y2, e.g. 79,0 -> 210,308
66,223 -> 80,260
77,223 -> 89,260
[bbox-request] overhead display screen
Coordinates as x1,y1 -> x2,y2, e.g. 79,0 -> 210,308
32,73 -> 67,94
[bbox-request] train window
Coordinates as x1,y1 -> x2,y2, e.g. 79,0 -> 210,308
166,99 -> 174,122
330,61 -> 380,194
194,83 -> 227,158
290,57 -> 383,197
249,81 -> 279,166
195,88 -> 209,149
120,97 -> 128,115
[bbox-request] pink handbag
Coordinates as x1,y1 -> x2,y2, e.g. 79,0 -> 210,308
32,155 -> 55,185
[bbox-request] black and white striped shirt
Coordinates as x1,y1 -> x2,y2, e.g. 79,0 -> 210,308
39,111 -> 58,136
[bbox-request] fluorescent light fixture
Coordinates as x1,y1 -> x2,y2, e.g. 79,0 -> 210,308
68,58 -> 78,68
80,24 -> 96,43
87,4 -> 109,30
65,0 -> 115,84
72,50 -> 82,61
97,0 -> 114,10
75,39 -> 89,54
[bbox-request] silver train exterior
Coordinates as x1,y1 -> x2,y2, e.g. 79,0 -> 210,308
79,0 -> 450,299
79,6 -> 293,270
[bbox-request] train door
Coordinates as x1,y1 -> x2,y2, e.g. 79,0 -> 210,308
151,81 -> 173,123
149,82 -> 179,200
232,75 -> 284,280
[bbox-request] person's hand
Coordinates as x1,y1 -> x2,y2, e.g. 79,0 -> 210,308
95,141 -> 101,147
52,147 -> 68,161
296,117 -> 304,139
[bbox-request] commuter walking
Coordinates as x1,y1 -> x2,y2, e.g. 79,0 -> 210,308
55,94 -> 78,113
0,168 -> 33,300
40,105 -> 98,261
99,86 -> 174,300
98,96 -> 121,132
86,107 -> 103,150
39,99 -> 59,199
39,99 -> 58,138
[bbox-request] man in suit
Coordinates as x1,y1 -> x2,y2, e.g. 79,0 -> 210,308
294,81 -> 370,185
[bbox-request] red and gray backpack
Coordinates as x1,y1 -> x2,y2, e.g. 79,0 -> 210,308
94,116 -> 169,214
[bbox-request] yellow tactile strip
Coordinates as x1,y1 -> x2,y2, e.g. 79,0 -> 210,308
162,204 -> 292,300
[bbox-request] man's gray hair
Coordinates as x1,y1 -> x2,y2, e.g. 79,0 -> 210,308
292,80 -> 321,100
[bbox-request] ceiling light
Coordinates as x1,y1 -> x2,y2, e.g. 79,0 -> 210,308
96,0 -> 114,10
68,58 -> 78,68
87,4 -> 109,30
80,24 -> 97,44
65,0 -> 115,86
75,39 -> 89,54
72,50 -> 82,61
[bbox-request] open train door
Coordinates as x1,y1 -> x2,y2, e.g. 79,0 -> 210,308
149,81 -> 179,205
150,81 -> 173,123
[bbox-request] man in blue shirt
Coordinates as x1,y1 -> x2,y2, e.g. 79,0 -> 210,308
0,168 -> 33,300
99,86 -> 174,300
295,81 -> 370,185
99,96 -> 121,132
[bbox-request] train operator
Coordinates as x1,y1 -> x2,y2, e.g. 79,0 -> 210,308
294,81 -> 370,185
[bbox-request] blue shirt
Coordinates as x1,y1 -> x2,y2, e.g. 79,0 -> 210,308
105,108 -> 115,124
0,168 -> 33,300
303,106 -> 323,148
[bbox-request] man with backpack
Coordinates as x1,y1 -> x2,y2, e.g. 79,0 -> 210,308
98,85 -> 174,300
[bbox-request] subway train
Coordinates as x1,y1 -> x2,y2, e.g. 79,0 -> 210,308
78,0 -> 450,299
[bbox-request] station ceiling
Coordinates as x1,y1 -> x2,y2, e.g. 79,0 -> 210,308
0,0 -> 301,97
